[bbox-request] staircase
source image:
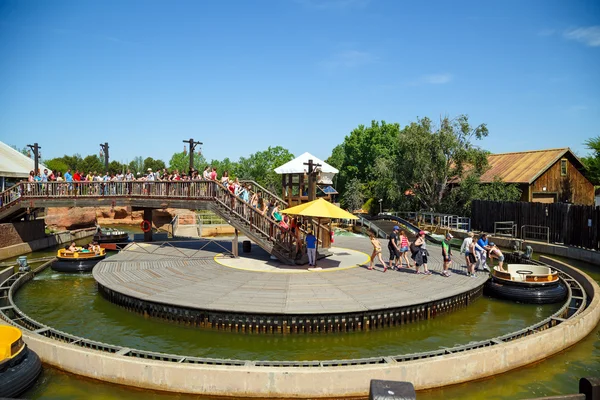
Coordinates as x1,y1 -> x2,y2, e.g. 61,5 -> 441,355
208,183 -> 296,263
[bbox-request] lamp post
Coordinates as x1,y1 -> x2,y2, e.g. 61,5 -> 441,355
379,199 -> 383,214
26,143 -> 41,175
99,143 -> 109,171
183,138 -> 203,174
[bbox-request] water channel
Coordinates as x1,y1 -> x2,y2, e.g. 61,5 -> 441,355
3,229 -> 598,399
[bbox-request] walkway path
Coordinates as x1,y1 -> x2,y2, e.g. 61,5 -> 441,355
93,235 -> 488,315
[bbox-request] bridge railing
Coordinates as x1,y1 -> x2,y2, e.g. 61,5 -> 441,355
0,180 -> 303,259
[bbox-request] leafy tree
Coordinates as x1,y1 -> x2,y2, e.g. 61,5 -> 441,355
327,121 -> 400,199
236,146 -> 294,193
396,115 -> 488,211
128,156 -> 144,176
341,178 -> 365,212
444,175 -> 522,216
143,157 -> 166,173
108,160 -> 125,175
59,154 -> 83,171
582,136 -> 600,185
169,151 -> 207,174
79,155 -> 105,174
44,159 -> 70,174
209,157 -> 238,178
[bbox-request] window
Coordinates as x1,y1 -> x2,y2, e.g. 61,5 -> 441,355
561,159 -> 568,176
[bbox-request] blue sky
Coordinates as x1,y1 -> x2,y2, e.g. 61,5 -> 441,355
0,0 -> 599,166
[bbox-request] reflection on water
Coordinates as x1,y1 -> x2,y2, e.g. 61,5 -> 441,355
12,243 -> 600,399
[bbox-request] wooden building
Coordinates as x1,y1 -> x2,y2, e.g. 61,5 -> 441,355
481,148 -> 594,205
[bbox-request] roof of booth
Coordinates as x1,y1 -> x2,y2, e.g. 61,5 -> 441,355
274,152 -> 339,175
0,141 -> 48,178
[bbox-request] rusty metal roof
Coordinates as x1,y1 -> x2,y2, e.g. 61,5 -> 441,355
480,148 -> 577,184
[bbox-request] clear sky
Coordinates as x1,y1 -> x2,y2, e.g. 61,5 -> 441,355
0,0 -> 599,166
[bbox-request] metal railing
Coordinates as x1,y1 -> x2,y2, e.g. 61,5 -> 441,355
385,211 -> 470,232
494,221 -> 517,237
0,256 -> 589,368
521,225 -> 550,243
354,215 -> 387,239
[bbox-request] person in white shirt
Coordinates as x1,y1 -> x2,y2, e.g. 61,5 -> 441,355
460,231 -> 477,276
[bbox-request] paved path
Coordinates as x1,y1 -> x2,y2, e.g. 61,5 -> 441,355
93,235 -> 488,315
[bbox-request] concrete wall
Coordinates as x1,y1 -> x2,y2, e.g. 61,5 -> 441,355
16,264 -> 600,397
0,228 -> 95,261
0,220 -> 45,248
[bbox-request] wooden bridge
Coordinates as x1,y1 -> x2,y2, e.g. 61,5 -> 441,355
0,180 -> 317,264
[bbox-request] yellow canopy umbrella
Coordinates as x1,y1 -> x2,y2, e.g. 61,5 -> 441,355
281,198 -> 357,267
280,198 -> 358,220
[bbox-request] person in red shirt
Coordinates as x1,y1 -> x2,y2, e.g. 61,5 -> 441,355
73,170 -> 81,195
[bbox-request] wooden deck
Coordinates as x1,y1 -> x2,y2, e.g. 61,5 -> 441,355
93,236 -> 488,315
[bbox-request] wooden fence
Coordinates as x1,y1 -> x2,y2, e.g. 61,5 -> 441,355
471,200 -> 600,250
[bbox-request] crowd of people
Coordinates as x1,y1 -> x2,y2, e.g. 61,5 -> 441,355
368,226 -> 504,277
18,166 -> 320,263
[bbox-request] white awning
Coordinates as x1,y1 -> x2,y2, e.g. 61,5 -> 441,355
0,141 -> 48,179
274,152 -> 339,175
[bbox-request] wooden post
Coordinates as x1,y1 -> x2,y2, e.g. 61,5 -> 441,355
233,228 -> 239,257
143,208 -> 153,242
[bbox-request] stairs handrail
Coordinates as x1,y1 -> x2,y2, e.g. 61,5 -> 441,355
371,214 -> 443,245
354,214 -> 387,239
239,180 -> 288,208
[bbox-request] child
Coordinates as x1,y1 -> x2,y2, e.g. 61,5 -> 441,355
368,232 -> 386,271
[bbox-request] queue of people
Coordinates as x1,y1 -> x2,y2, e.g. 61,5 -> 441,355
368,226 -> 504,278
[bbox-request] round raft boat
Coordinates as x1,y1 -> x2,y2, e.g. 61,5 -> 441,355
485,264 -> 568,304
51,248 -> 106,273
0,326 -> 42,398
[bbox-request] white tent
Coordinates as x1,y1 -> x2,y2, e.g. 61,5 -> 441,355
0,141 -> 48,179
274,152 -> 338,185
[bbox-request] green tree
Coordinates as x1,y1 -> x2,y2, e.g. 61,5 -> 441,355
341,178 -> 365,212
582,136 -> 600,185
169,151 -> 207,174
209,157 -> 238,178
445,175 -> 522,216
44,158 -> 70,174
108,160 -> 125,175
128,156 -> 144,176
327,121 -> 400,199
79,155 -> 105,174
143,157 -> 166,173
236,146 -> 294,193
396,115 -> 488,211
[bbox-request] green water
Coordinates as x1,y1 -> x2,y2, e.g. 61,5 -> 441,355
5,237 -> 599,399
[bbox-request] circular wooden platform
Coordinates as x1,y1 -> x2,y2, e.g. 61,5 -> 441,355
93,235 -> 488,332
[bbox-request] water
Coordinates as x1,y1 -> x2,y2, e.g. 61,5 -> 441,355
6,239 -> 599,399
